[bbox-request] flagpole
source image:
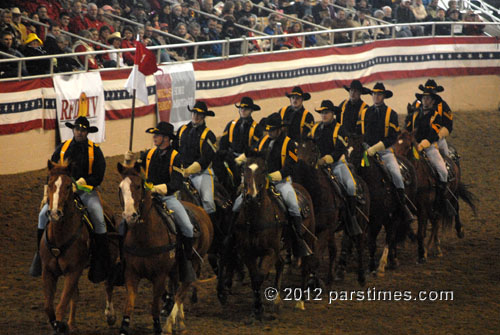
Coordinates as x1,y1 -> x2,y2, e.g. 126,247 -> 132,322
129,88 -> 136,151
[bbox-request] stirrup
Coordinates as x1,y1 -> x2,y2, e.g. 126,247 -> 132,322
29,251 -> 42,277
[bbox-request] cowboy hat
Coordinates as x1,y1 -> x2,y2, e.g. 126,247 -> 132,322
286,86 -> 311,101
370,82 -> 393,99
343,80 -> 371,95
65,116 -> 98,133
187,101 -> 215,117
145,121 -> 176,138
107,31 -> 122,43
415,87 -> 442,102
315,100 -> 341,114
235,96 -> 260,111
264,112 -> 286,131
24,33 -> 43,46
418,79 -> 444,93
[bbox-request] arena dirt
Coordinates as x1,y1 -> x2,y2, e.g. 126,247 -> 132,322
1,110 -> 499,335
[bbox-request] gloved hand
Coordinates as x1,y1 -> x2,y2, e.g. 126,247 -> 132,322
366,141 -> 385,156
151,184 -> 168,195
40,185 -> 48,210
183,161 -> 201,177
76,178 -> 87,187
268,171 -> 282,182
234,153 -> 247,166
124,150 -> 134,163
317,154 -> 334,166
417,139 -> 431,152
438,127 -> 449,139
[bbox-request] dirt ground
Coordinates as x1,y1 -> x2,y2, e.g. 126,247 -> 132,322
1,110 -> 499,335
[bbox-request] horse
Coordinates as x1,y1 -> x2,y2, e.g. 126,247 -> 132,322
348,135 -> 417,275
117,161 -> 213,335
229,153 -> 317,319
40,160 -> 117,334
294,138 -> 370,286
393,130 -> 476,263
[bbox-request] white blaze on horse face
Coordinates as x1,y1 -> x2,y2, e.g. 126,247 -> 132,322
248,163 -> 259,198
120,177 -> 136,222
50,177 -> 62,214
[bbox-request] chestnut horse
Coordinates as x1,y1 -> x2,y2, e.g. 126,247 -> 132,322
229,154 -> 317,319
294,138 -> 371,285
41,161 -> 117,334
348,135 -> 417,275
393,130 -> 476,263
117,162 -> 213,335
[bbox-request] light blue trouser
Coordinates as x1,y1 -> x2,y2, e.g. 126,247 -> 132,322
38,190 -> 107,234
424,144 -> 448,183
438,138 -> 449,158
379,149 -> 405,190
160,195 -> 194,238
189,168 -> 216,214
332,158 -> 356,196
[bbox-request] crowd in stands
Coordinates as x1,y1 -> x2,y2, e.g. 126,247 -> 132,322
0,0 -> 487,78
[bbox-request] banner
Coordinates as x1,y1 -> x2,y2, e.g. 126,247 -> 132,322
156,63 -> 195,129
53,72 -> 106,143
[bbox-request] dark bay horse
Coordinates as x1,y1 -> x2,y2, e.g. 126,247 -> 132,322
348,135 -> 417,275
393,130 -> 476,263
117,162 -> 213,335
231,154 -> 317,319
41,161 -> 117,334
294,139 -> 370,286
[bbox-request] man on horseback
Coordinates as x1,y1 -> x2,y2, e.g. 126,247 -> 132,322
233,113 -> 313,258
337,80 -> 371,135
278,86 -> 315,142
356,82 -> 416,223
219,96 -> 264,184
129,121 -> 197,282
30,116 -> 110,283
310,100 -> 362,237
406,87 -> 456,216
176,101 -> 218,225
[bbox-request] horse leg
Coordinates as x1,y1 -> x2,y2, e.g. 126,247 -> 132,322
68,284 -> 79,331
120,272 -> 139,335
354,233 -> 366,286
244,255 -> 265,320
368,218 -> 382,274
417,210 -> 428,264
53,269 -> 81,333
431,218 -> 442,257
151,273 -> 167,335
43,269 -> 57,329
334,232 -> 351,283
454,201 -> 464,239
272,252 -> 284,313
104,280 -> 116,326
163,282 -> 190,334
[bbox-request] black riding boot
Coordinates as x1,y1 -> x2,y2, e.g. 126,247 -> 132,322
29,228 -> 45,277
396,189 -> 416,223
437,181 -> 458,216
345,196 -> 363,236
180,236 -> 197,283
290,216 -> 313,258
88,233 -> 110,283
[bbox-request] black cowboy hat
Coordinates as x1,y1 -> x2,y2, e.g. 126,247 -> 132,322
315,100 -> 341,114
286,86 -> 311,101
235,96 -> 260,111
370,82 -> 393,99
418,79 -> 444,93
187,101 -> 215,117
343,79 -> 371,95
264,112 -> 286,131
415,87 -> 442,102
145,121 -> 176,138
65,116 -> 98,133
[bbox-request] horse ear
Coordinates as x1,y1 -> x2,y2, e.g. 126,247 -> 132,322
134,161 -> 142,173
117,162 -> 124,175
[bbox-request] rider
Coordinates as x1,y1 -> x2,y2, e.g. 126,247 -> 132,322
175,101 -> 217,225
30,116 -> 109,283
406,87 -> 456,215
232,113 -> 313,258
218,96 -> 264,184
337,80 -> 371,135
356,82 -> 416,223
310,100 -> 362,237
278,86 -> 315,142
127,121 -> 196,282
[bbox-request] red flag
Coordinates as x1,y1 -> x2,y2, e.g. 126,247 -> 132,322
125,41 -> 158,104
135,41 -> 158,76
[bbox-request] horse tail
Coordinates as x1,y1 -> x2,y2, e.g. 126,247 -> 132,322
457,182 -> 477,215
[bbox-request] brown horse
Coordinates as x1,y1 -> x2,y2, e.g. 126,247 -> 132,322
230,154 -> 317,319
348,135 -> 417,275
117,161 -> 212,335
393,130 -> 476,263
41,161 -> 117,334
294,138 -> 370,286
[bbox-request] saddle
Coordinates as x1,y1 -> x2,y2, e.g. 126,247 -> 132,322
268,185 -> 312,219
183,179 -> 233,211
152,196 -> 201,239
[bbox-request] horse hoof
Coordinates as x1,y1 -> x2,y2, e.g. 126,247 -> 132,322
417,257 -> 427,264
52,321 -> 69,335
106,314 -> 117,326
457,230 -> 465,239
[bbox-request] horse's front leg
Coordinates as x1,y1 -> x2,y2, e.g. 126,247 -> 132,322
120,269 -> 139,335
104,280 -> 116,326
54,269 -> 82,334
164,282 -> 190,335
42,267 -> 57,330
417,209 -> 428,264
272,250 -> 284,313
368,216 -> 382,273
354,233 -> 366,286
68,284 -> 79,331
151,273 -> 167,335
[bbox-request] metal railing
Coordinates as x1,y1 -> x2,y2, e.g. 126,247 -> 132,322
1,21 -> 498,82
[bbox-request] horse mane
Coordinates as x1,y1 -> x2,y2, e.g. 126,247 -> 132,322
48,160 -> 71,176
117,161 -> 143,177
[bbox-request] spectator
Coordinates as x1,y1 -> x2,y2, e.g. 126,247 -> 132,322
446,0 -> 460,19
312,0 -> 335,25
72,30 -> 101,69
394,0 -> 424,37
446,9 -> 462,35
352,8 -> 372,41
285,22 -> 304,48
279,0 -> 297,16
103,32 -> 125,67
221,20 -> 242,55
127,2 -> 148,24
315,18 -> 334,46
372,9 -> 390,38
11,8 -> 27,45
98,25 -> 111,45
332,8 -> 354,43
171,4 -> 186,32
68,1 -> 83,19
0,9 -> 18,43
159,3 -> 173,29
121,25 -> 136,66
59,12 -> 71,32
181,2 -> 197,25
295,0 -> 313,19
44,22 -> 62,55
431,8 -> 450,35
426,0 -> 440,19
221,1 -> 236,19
372,0 -> 393,11
382,6 -> 393,23
52,35 -> 81,72
22,33 -> 50,75
239,0 -> 259,19
263,14 -> 285,50
69,2 -> 106,34
205,17 -> 222,57
302,16 -> 317,47
412,0 -> 428,22
463,11 -> 484,35
238,16 -> 261,53
100,5 -> 117,32
0,30 -> 19,78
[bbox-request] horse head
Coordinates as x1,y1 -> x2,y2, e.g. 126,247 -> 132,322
117,161 -> 146,225
393,129 -> 416,158
297,138 -> 320,168
243,151 -> 268,201
347,134 -> 365,167
47,160 -> 73,222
